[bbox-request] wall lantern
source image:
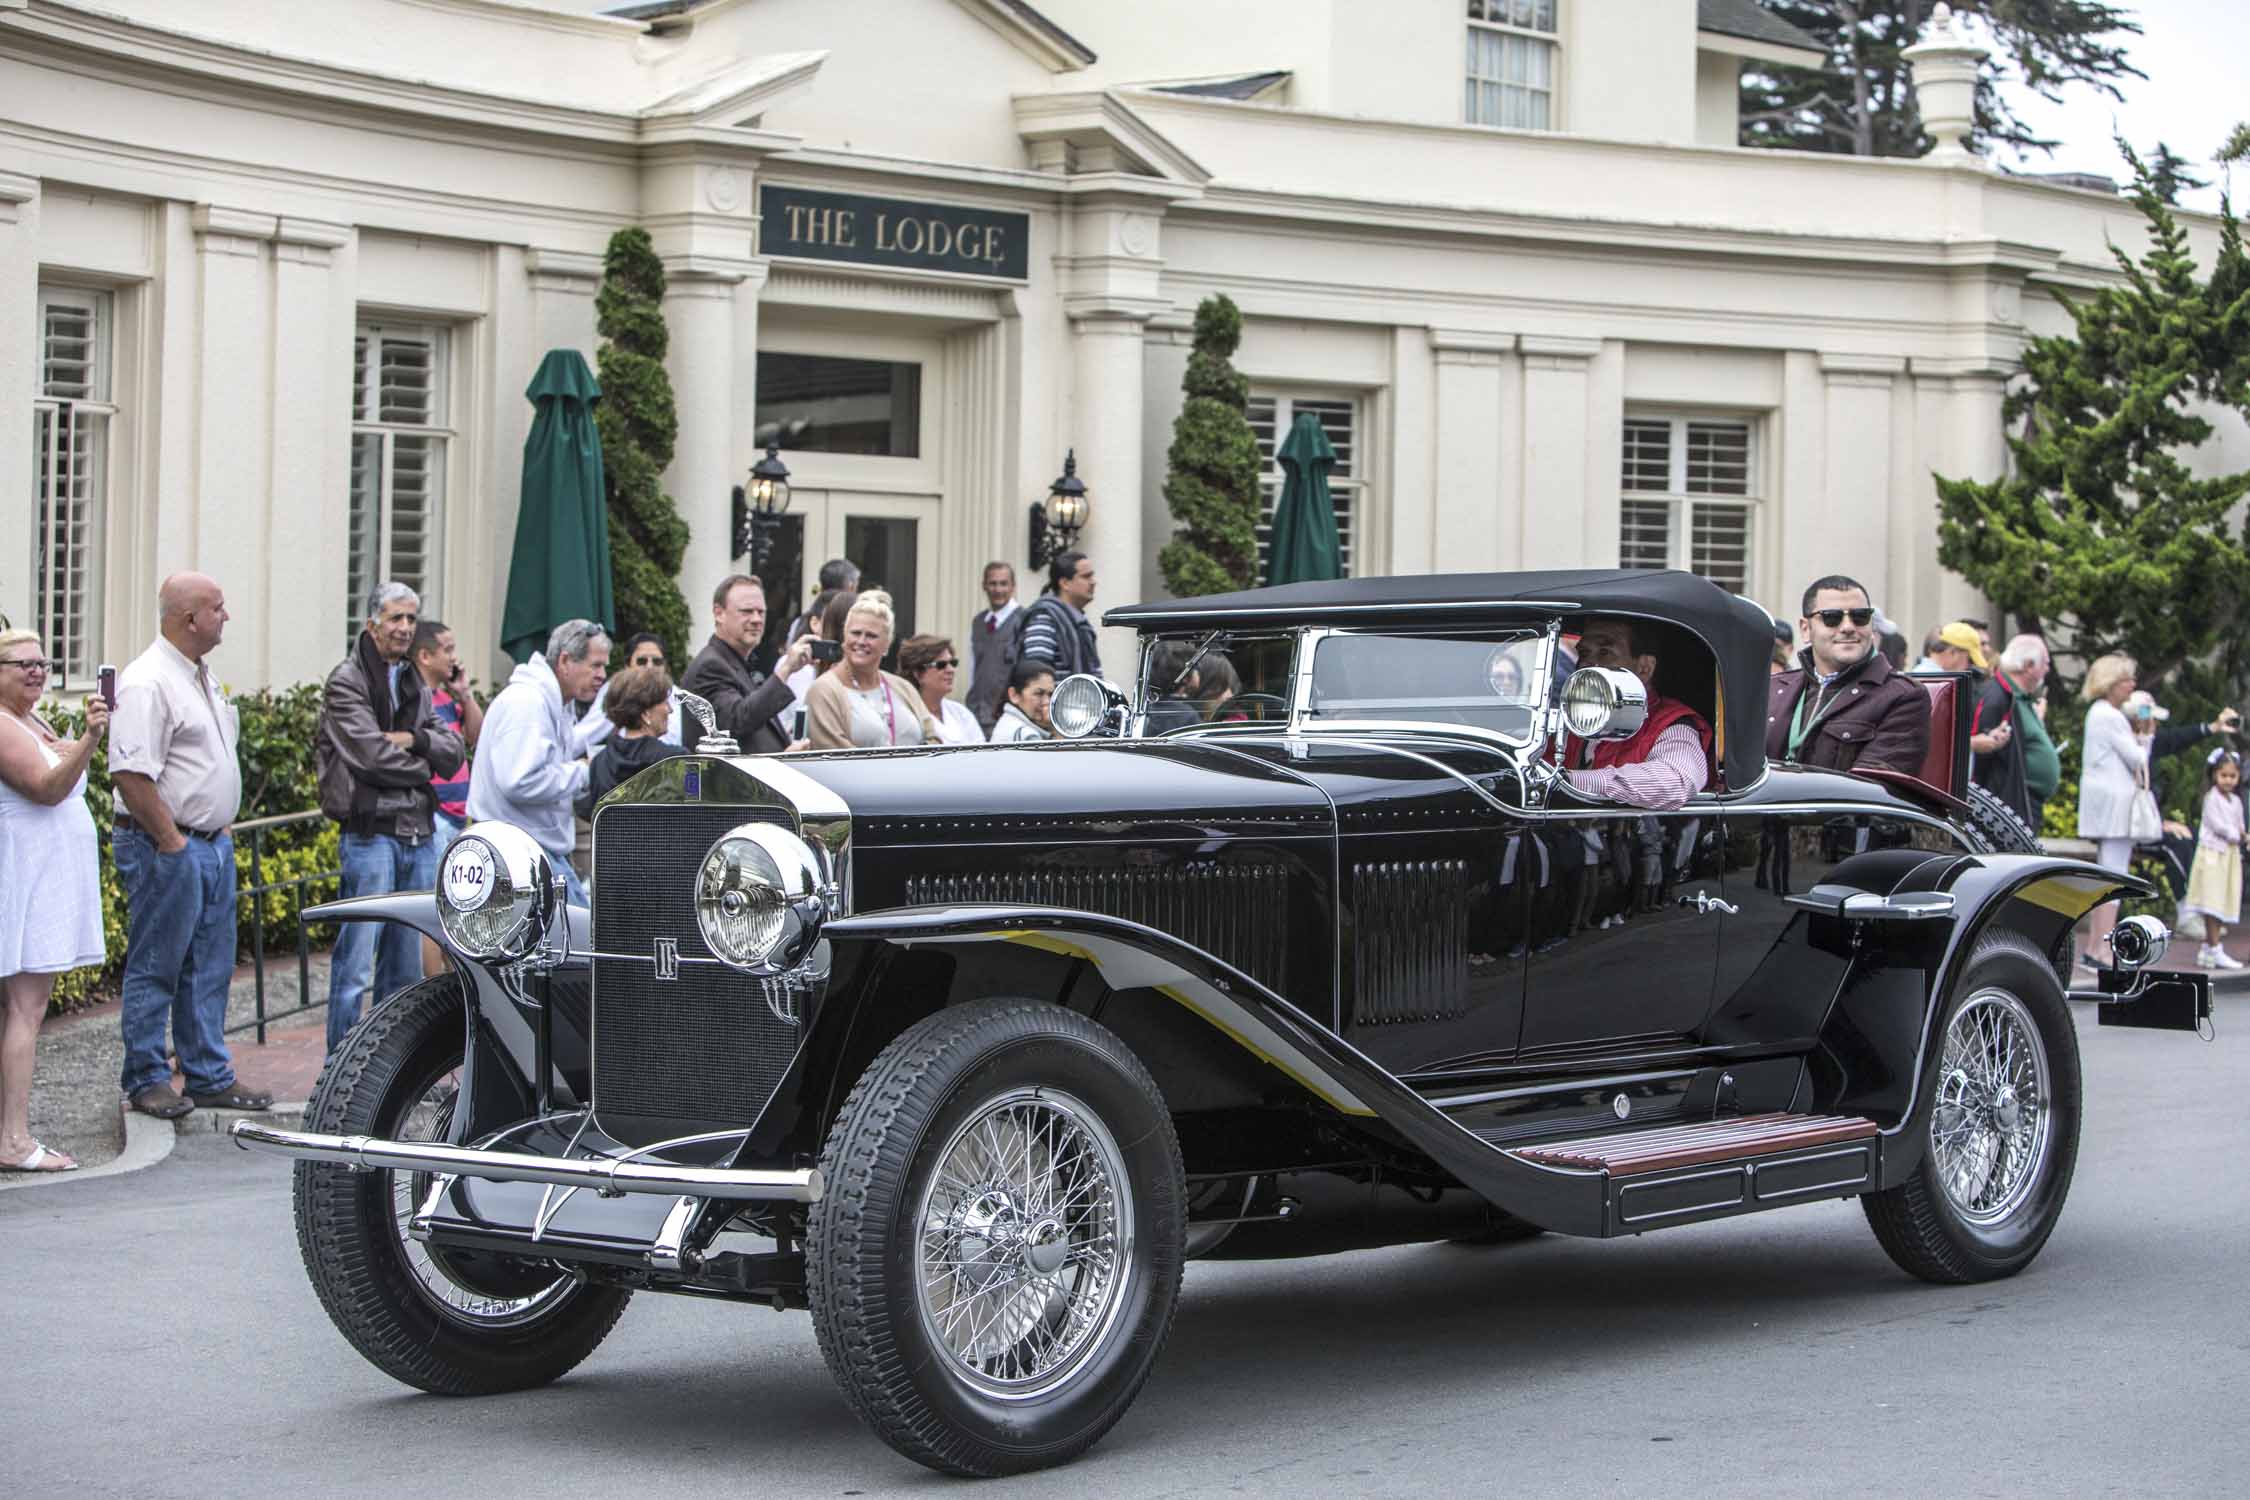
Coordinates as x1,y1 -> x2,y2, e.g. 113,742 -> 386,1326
736,444 -> 793,570
1029,449 -> 1090,570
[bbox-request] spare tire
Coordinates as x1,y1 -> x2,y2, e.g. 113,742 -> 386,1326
1960,782 -> 2042,855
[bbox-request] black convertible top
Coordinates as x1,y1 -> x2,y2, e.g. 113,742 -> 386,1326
1104,569 -> 1778,790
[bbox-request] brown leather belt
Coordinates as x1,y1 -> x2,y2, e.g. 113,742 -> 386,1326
114,817 -> 224,842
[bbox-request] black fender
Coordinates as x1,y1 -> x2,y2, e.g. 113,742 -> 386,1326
784,904 -> 1613,1236
1868,854 -> 2145,1187
303,891 -> 595,1138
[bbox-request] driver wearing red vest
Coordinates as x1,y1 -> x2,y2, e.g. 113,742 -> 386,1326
1558,617 -> 1712,812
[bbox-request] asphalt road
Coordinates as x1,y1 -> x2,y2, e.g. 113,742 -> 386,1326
7,1000 -> 2247,1499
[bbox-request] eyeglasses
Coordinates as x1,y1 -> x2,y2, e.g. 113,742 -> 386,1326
0,657 -> 57,674
1811,608 -> 1876,629
929,658 -> 960,671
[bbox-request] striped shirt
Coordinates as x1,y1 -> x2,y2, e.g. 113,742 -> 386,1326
429,689 -> 470,821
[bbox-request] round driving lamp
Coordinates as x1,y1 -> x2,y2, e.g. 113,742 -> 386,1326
1559,667 -> 1650,742
2108,913 -> 2171,970
1049,674 -> 1122,739
436,822 -> 562,960
695,822 -> 830,974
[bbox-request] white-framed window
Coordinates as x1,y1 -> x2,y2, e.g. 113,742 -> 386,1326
347,321 -> 450,644
1466,0 -> 1557,130
32,286 -> 114,684
1618,414 -> 1756,595
1247,393 -> 1362,584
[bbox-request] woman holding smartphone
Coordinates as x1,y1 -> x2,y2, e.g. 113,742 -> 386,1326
0,630 -> 110,1172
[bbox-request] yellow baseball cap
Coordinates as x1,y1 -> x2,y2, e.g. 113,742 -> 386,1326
1936,622 -> 1988,669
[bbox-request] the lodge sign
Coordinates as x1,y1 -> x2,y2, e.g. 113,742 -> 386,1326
760,186 -> 1029,281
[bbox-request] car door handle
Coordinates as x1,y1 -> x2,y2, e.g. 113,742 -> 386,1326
1677,890 -> 1739,917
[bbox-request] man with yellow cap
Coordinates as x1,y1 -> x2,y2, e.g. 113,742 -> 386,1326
1909,621 -> 1988,676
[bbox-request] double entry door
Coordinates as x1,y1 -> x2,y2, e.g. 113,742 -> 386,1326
752,489 -> 939,655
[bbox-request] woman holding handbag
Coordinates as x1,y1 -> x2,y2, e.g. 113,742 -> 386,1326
2076,653 -> 2155,972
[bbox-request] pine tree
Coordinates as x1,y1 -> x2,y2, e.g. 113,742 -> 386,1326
1739,1 -> 2140,160
1934,142 -> 2250,716
593,227 -> 692,667
2144,142 -> 2209,206
1158,295 -> 1262,596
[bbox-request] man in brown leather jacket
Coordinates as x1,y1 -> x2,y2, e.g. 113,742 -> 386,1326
1765,575 -> 1930,774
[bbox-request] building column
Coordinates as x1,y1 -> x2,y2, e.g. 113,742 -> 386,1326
189,205 -> 275,669
266,217 -> 349,688
526,249 -> 601,360
661,260 -> 750,613
1069,308 -> 1153,661
1429,328 -> 1511,571
1818,352 -> 1906,614
0,172 -> 39,626
1519,335 -> 1602,567
1911,359 -> 2010,630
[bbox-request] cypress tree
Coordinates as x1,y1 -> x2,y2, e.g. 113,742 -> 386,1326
1158,294 -> 1263,597
1934,140 -> 2250,808
593,227 -> 692,667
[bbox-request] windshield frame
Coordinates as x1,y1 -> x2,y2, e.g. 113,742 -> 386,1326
1133,621 -> 1563,753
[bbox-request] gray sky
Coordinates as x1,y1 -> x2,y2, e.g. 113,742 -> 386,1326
1991,0 -> 2247,211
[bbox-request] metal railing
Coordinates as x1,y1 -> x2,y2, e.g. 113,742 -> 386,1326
229,809 -> 342,1045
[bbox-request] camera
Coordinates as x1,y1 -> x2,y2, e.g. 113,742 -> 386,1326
809,638 -> 842,664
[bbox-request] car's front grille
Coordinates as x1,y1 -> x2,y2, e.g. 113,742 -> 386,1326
590,802 -> 805,1144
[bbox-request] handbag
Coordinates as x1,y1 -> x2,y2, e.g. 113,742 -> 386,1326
2127,785 -> 2164,844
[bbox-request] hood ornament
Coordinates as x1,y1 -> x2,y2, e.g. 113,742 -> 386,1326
679,689 -> 739,756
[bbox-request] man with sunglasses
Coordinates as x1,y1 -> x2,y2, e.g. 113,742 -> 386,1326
1765,575 -> 1929,777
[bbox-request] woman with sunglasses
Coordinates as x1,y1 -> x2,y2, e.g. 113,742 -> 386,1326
0,631 -> 110,1172
900,634 -> 984,746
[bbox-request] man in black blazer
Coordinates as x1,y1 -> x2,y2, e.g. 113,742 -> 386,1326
680,574 -> 811,754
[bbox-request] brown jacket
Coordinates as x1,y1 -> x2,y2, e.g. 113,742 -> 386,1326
316,631 -> 464,840
1766,652 -> 1930,775
804,669 -> 937,750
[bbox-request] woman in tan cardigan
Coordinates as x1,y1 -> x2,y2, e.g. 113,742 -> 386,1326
804,591 -> 937,749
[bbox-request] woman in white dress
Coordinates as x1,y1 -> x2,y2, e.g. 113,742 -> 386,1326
899,634 -> 985,746
2076,652 -> 2150,968
803,591 -> 938,750
0,629 -> 111,1172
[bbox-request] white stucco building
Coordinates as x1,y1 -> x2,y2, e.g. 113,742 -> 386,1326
3,0 -> 2242,691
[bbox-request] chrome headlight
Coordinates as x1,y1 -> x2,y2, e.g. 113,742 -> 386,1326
437,822 -> 561,960
1051,674 -> 1125,739
696,822 -> 830,973
1559,666 -> 1650,741
2109,913 -> 2171,970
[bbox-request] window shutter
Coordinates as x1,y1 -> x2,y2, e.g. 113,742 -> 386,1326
1618,414 -> 1757,593
33,289 -> 112,681
1685,421 -> 1751,495
346,322 -> 449,645
1621,419 -> 1671,492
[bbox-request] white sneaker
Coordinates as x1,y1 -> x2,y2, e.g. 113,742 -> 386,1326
2214,948 -> 2244,971
2196,946 -> 2220,968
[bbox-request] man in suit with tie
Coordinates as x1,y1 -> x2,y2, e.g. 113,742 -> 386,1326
966,560 -> 1022,735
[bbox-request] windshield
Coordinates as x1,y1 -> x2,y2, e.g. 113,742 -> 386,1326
1305,630 -> 1545,741
1135,631 -> 1298,731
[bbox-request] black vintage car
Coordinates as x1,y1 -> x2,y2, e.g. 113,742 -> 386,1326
240,569 -> 2209,1477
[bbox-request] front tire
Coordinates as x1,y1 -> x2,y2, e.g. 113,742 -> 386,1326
293,974 -> 630,1394
1862,933 -> 2082,1283
808,1000 -> 1185,1477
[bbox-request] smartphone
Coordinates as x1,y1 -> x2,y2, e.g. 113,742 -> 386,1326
790,704 -> 809,742
96,663 -> 117,710
809,638 -> 843,664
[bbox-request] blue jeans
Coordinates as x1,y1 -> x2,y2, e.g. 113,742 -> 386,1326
559,857 -> 589,910
116,826 -> 240,1098
328,830 -> 439,1052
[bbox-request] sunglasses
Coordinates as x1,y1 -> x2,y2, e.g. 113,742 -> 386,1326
0,657 -> 57,673
928,658 -> 960,671
1810,608 -> 1876,629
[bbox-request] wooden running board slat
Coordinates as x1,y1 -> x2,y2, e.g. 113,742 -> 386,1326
1511,1113 -> 1879,1175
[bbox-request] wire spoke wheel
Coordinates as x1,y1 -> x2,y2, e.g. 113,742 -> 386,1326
1929,988 -> 2052,1226
914,1086 -> 1134,1401
386,1061 -> 574,1328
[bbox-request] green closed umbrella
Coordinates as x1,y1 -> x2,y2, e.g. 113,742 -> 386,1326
501,349 -> 614,662
1265,410 -> 1343,586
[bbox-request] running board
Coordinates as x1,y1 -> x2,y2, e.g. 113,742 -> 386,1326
1502,1113 -> 1881,1237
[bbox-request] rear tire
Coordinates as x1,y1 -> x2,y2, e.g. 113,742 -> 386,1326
293,974 -> 630,1394
1962,783 -> 2042,855
1862,933 -> 2081,1284
808,1000 -> 1184,1477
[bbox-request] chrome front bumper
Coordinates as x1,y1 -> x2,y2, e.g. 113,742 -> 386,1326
229,1121 -> 823,1202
